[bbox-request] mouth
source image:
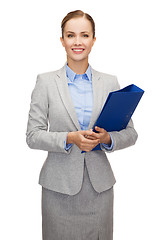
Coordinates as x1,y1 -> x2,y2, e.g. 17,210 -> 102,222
72,48 -> 85,54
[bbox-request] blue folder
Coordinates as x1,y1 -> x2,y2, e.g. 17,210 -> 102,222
91,84 -> 144,151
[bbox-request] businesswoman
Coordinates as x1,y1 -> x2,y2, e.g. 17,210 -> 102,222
26,10 -> 138,240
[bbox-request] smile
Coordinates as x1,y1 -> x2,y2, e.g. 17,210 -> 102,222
72,48 -> 85,53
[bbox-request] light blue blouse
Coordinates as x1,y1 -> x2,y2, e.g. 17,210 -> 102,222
65,64 -> 113,151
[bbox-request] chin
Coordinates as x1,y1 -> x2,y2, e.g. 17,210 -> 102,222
69,55 -> 88,63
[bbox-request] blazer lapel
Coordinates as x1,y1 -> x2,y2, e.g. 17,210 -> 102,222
88,68 -> 105,130
55,65 -> 81,131
55,65 -> 106,131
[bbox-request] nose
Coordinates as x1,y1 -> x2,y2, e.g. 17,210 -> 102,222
74,36 -> 82,45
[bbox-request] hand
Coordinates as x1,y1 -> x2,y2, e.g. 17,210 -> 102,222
87,126 -> 111,145
67,130 -> 100,152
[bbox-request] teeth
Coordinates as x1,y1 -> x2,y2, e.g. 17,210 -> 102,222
72,49 -> 84,52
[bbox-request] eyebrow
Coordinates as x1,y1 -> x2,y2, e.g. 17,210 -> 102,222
66,31 -> 90,34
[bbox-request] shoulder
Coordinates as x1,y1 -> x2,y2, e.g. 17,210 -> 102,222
36,66 -> 64,85
91,67 -> 120,89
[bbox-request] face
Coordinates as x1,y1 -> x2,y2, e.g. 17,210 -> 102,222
60,17 -> 96,64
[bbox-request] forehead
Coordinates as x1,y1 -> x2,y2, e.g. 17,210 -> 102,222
64,17 -> 92,33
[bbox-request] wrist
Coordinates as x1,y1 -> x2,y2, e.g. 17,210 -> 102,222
104,133 -> 111,145
66,132 -> 75,144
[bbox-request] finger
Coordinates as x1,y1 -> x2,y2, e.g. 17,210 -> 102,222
95,126 -> 104,133
90,131 -> 101,139
82,140 -> 100,152
83,138 -> 100,144
80,129 -> 93,136
80,140 -> 100,151
86,136 -> 97,140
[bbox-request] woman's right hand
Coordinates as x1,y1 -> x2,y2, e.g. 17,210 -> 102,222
67,130 -> 100,152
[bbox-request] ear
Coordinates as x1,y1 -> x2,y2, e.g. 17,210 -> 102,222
92,37 -> 96,47
60,37 -> 65,47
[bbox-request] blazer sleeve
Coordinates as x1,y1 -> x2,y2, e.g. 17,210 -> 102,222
101,119 -> 138,153
26,75 -> 71,153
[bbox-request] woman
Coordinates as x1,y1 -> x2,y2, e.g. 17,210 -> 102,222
26,10 -> 138,240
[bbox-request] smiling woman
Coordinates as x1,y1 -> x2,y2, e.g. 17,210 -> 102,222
26,9 -> 138,240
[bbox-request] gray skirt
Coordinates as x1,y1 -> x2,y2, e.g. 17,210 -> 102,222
42,161 -> 114,240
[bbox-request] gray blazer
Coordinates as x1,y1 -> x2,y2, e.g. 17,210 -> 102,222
26,65 -> 138,195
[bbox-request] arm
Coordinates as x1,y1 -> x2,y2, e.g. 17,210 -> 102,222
26,75 -> 70,153
86,121 -> 138,153
107,118 -> 138,152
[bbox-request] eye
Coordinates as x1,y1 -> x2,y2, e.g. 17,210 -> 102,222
83,34 -> 89,37
67,34 -> 74,38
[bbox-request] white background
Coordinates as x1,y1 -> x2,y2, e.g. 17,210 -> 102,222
1,0 -> 160,239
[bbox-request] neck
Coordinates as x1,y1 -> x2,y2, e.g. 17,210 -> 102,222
67,58 -> 89,74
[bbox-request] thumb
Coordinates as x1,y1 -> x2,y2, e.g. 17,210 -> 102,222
95,126 -> 104,132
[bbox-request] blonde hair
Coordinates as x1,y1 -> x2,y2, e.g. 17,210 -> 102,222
61,10 -> 95,39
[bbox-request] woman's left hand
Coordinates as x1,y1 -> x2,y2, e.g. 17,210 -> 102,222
86,126 -> 111,145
